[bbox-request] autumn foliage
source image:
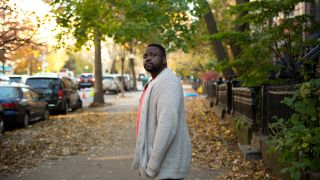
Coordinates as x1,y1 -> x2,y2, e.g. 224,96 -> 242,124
0,0 -> 40,72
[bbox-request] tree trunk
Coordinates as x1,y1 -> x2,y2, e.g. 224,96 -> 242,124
120,56 -> 125,97
110,43 -> 117,74
2,61 -> 5,74
110,58 -> 117,74
0,49 -> 5,74
29,58 -> 33,75
129,43 -> 137,90
230,0 -> 250,59
93,29 -> 105,104
204,0 -> 234,78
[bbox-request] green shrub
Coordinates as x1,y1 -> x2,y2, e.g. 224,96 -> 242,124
269,79 -> 320,180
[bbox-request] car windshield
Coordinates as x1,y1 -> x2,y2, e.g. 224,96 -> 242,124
26,78 -> 60,90
103,76 -> 113,80
9,77 -> 22,83
0,87 -> 20,99
81,75 -> 93,79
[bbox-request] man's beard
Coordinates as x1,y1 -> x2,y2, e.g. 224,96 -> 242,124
144,64 -> 156,73
144,63 -> 166,73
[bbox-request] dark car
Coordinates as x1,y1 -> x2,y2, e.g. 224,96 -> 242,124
0,82 -> 49,128
26,73 -> 82,114
78,73 -> 94,89
0,104 -> 4,138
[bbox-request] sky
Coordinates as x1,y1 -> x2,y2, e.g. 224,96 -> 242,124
13,0 -> 50,17
7,0 -> 139,74
9,0 -> 58,46
7,0 -> 73,72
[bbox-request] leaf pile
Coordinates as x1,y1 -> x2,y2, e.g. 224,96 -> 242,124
1,96 -> 280,179
0,110 -> 136,175
185,97 -> 279,179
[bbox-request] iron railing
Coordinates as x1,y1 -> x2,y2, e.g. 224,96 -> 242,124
200,81 -> 299,134
217,81 -> 233,114
261,85 -> 295,135
206,80 -> 217,107
232,87 -> 257,125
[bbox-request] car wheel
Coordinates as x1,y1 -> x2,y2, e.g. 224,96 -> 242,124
62,101 -> 69,115
22,113 -> 29,128
0,119 -> 4,139
78,98 -> 83,109
43,109 -> 49,120
73,98 -> 82,111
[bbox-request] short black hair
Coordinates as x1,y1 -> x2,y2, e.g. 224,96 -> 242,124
147,43 -> 166,58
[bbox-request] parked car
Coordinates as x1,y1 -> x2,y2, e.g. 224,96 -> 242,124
8,74 -> 29,84
102,74 -> 120,93
112,74 -> 132,90
0,81 -> 49,128
78,73 -> 94,89
122,74 -> 133,90
26,73 -> 82,114
0,73 -> 10,82
0,104 -> 4,138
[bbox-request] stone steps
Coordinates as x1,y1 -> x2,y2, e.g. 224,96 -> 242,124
238,144 -> 262,160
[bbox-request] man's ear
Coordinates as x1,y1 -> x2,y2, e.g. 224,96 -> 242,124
162,56 -> 167,65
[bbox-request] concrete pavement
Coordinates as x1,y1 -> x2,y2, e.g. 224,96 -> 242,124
0,84 -> 218,180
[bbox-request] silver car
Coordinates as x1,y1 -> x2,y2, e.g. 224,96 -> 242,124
102,74 -> 120,93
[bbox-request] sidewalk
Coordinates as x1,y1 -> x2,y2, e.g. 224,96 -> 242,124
0,88 -> 217,180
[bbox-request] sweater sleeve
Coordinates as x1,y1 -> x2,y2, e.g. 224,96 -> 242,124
146,82 -> 181,177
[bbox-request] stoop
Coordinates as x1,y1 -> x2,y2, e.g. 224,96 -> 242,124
251,133 -> 269,151
238,144 -> 262,160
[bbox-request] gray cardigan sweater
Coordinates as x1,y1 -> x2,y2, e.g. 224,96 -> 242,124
133,68 -> 192,179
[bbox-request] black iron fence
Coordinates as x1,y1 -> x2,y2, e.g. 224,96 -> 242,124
207,81 -> 215,99
217,83 -> 228,113
202,81 -> 208,95
232,87 -> 257,126
199,79 -> 296,135
261,85 -> 294,135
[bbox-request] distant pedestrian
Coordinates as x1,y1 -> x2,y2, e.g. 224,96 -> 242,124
133,44 -> 192,179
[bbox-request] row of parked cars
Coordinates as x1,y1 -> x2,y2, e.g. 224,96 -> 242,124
78,73 -> 134,93
0,73 -> 83,138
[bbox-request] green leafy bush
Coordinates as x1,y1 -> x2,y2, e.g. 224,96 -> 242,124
235,117 -> 249,130
269,79 -> 320,180
210,1 -> 320,87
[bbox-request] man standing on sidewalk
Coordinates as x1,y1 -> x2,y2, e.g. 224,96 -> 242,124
133,44 -> 192,179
